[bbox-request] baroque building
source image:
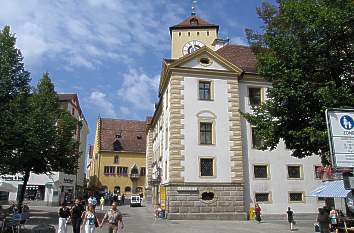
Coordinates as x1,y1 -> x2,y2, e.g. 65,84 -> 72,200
145,10 -> 323,220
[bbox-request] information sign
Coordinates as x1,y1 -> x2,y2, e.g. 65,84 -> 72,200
326,109 -> 354,168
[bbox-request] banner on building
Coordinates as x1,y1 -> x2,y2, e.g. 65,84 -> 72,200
160,186 -> 166,210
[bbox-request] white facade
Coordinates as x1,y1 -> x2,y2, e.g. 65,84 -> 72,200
239,81 -> 323,214
183,76 -> 231,183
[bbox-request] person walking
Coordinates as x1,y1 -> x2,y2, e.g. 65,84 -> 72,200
71,199 -> 85,233
121,194 -> 125,206
286,207 -> 295,231
100,202 -> 124,233
58,202 -> 71,233
117,194 -> 122,206
329,208 -> 338,232
254,203 -> 262,223
317,208 -> 330,233
82,204 -> 98,233
100,196 -> 105,211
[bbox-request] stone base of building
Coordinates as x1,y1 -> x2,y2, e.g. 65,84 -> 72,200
167,212 -> 246,220
164,182 -> 246,220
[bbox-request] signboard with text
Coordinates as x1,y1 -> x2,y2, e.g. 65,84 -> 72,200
326,109 -> 354,168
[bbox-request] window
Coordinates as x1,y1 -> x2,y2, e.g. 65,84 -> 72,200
197,31 -> 200,36
288,165 -> 302,179
255,193 -> 270,203
104,166 -> 115,175
125,186 -> 131,192
188,32 -> 191,36
178,32 -> 181,36
199,81 -> 212,100
201,191 -> 215,201
113,155 -> 119,164
113,140 -> 122,151
254,165 -> 269,179
199,57 -> 211,66
140,167 -> 146,176
114,186 -> 120,194
165,89 -> 168,109
289,192 -> 304,202
251,127 -> 264,149
249,87 -> 262,106
200,122 -> 213,145
165,127 -> 168,149
200,158 -> 214,177
117,167 -> 128,176
314,165 -> 323,179
207,31 -> 209,36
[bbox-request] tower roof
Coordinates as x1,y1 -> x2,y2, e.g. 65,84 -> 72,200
169,16 -> 219,34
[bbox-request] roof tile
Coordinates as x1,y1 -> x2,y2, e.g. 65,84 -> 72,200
216,44 -> 258,73
100,119 -> 146,153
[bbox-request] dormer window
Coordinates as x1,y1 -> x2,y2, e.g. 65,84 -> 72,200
113,140 -> 122,151
190,18 -> 198,26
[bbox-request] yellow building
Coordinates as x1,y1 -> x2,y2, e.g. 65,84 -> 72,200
89,118 -> 146,197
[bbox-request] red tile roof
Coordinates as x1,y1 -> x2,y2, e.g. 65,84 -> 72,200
216,44 -> 258,73
99,119 -> 146,153
58,93 -> 77,101
170,16 -> 219,33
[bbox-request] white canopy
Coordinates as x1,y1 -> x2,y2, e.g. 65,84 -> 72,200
0,181 -> 17,192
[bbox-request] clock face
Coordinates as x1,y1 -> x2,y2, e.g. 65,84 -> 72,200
182,40 -> 205,55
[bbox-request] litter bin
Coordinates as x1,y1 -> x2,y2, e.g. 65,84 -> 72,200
32,224 -> 55,233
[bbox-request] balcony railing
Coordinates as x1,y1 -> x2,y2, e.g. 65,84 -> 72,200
130,173 -> 140,179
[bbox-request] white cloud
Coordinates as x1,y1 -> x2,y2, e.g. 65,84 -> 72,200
117,68 -> 159,113
0,0 -> 185,69
88,91 -> 117,118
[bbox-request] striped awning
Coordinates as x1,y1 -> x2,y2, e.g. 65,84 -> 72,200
309,180 -> 350,198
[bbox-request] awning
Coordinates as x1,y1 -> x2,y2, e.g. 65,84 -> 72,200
309,180 -> 350,198
0,181 -> 17,192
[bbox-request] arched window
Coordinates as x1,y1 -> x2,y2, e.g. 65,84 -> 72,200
114,186 -> 120,194
131,167 -> 139,174
125,186 -> 131,192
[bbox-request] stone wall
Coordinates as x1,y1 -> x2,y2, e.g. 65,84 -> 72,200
166,183 -> 246,220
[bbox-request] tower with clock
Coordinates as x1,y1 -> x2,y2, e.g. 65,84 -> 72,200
169,6 -> 219,59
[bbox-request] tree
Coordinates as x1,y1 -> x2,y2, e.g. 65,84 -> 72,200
0,26 -> 80,208
15,73 -> 81,206
0,26 -> 30,171
244,0 -> 354,163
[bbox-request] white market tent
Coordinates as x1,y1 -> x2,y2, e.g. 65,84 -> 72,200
0,181 -> 17,192
309,180 -> 350,198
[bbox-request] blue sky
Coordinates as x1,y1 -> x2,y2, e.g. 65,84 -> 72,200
0,0 -> 276,150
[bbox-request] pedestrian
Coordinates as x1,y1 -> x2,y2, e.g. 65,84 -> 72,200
71,199 -> 85,233
58,202 -> 71,233
317,207 -> 330,233
100,202 -> 124,233
254,203 -> 261,223
112,194 -> 118,204
117,194 -> 122,206
81,204 -> 99,233
100,196 -> 105,211
286,207 -> 295,231
121,194 -> 125,205
88,195 -> 97,210
329,208 -> 338,232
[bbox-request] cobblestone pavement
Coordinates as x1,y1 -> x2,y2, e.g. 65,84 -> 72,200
16,204 -> 315,233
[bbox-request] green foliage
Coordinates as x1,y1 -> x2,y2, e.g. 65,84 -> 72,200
244,0 -> 354,162
0,25 -> 31,172
0,26 -> 81,206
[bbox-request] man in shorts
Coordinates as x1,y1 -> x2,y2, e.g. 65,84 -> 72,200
100,202 -> 124,233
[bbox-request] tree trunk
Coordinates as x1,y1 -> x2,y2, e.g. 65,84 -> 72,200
17,169 -> 31,212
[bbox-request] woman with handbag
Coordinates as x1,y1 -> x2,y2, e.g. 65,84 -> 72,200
81,204 -> 99,233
